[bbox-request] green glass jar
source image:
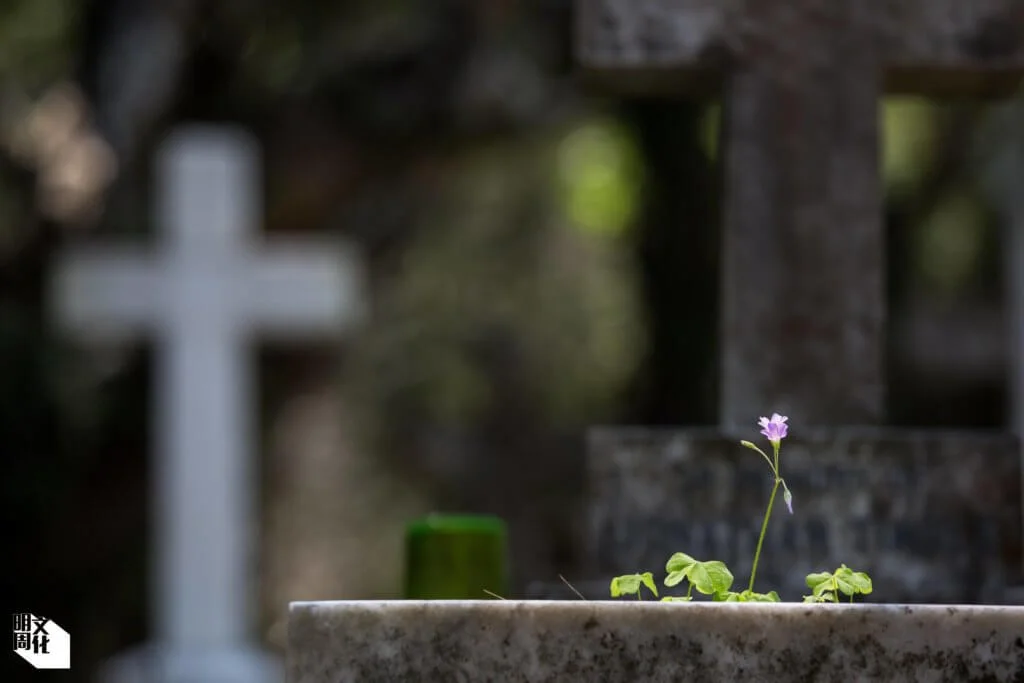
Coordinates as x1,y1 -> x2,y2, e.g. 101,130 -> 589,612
404,514 -> 508,599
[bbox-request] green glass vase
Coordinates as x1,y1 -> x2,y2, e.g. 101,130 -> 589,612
404,514 -> 508,599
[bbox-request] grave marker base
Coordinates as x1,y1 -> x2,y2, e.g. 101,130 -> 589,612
583,428 -> 1022,604
287,601 -> 1024,682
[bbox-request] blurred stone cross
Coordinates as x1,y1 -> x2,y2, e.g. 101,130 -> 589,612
51,125 -> 365,681
542,0 -> 1024,603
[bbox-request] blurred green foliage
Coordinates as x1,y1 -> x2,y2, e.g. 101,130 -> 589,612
345,132 -> 644,453
883,98 -> 939,198
0,0 -> 74,88
557,118 -> 644,237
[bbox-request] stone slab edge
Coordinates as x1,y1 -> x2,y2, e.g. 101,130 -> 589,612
288,600 -> 1024,682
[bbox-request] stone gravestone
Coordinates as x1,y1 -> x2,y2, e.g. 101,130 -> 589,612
977,96 -> 1024,599
50,125 -> 365,681
532,0 -> 1024,603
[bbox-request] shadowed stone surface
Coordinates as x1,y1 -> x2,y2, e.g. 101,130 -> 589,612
578,0 -> 1024,97
576,0 -> 1024,429
288,601 -> 1024,682
561,0 -> 1024,604
586,428 -> 1022,603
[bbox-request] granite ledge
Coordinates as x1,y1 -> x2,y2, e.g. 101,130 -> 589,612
288,600 -> 1024,682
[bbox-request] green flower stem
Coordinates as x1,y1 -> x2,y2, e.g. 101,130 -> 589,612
748,478 -> 780,593
741,441 -> 777,476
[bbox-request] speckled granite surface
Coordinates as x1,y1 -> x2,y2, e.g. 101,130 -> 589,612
288,600 -> 1024,682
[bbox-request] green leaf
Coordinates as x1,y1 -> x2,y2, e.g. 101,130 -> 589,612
834,565 -> 873,595
813,580 -> 835,598
640,572 -> 659,598
744,590 -> 781,603
688,560 -> 734,595
664,553 -> 697,587
661,596 -> 692,602
717,590 -> 782,603
610,574 -> 641,597
834,575 -> 858,596
610,572 -> 660,599
665,552 -> 697,574
852,572 -> 872,594
805,572 -> 833,590
664,570 -> 687,588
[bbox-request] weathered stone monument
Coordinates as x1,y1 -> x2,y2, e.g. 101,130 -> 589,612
52,125 -> 365,682
533,0 -> 1024,602
977,95 -> 1024,524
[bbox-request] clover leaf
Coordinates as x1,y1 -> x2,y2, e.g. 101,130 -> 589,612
834,564 -> 873,596
714,589 -> 780,603
610,572 -> 658,599
804,566 -> 873,603
745,590 -> 781,603
805,571 -> 834,597
664,552 -> 697,587
689,560 -> 734,595
663,553 -> 733,595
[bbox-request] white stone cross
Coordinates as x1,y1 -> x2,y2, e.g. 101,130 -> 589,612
50,125 -> 365,682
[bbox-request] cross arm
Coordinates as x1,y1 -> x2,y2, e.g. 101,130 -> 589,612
50,246 -> 161,341
240,240 -> 366,341
578,0 -> 1024,97
883,0 -> 1024,94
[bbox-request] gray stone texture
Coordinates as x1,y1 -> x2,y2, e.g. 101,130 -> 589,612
288,601 -> 1024,682
587,428 -> 1022,603
577,0 -> 1024,429
563,0 -> 1024,601
578,0 -> 1024,96
719,1 -> 884,429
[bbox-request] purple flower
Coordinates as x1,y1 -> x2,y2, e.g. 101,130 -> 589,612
758,413 -> 788,444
